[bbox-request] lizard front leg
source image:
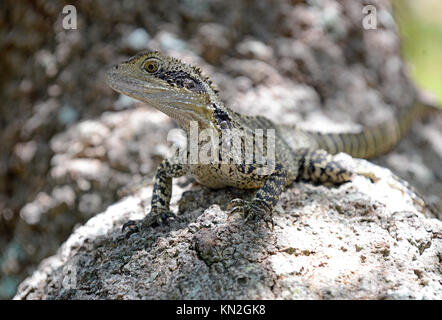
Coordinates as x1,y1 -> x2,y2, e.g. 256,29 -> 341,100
228,163 -> 288,229
123,158 -> 187,235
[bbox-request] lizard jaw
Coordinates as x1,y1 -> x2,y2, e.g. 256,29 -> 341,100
105,67 -> 212,129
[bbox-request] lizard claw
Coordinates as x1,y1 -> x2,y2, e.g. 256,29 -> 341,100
227,198 -> 246,220
226,198 -> 274,230
386,174 -> 440,216
121,210 -> 176,238
122,220 -> 140,238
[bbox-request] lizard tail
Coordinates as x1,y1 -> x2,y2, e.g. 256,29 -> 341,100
305,98 -> 439,159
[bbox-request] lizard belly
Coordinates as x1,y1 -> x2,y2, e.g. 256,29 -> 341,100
189,164 -> 265,189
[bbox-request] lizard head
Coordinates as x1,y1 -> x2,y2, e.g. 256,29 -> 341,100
105,51 -> 224,129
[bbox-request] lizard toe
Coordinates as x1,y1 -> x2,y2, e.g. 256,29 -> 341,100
122,219 -> 141,238
122,210 -> 175,238
227,198 -> 274,229
141,210 -> 175,228
227,198 -> 246,220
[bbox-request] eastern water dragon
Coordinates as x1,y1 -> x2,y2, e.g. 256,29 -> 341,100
105,51 -> 438,232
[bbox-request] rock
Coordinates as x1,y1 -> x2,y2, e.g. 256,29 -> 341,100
195,23 -> 231,64
236,38 -> 274,62
14,160 -> 442,299
126,28 -> 151,51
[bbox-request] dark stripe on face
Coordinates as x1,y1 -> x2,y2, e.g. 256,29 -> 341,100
157,70 -> 206,93
213,104 -> 231,128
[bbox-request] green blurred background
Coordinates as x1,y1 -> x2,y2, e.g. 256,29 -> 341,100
393,0 -> 442,104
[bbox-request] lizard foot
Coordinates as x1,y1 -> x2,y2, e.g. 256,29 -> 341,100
122,210 -> 176,238
227,198 -> 274,230
355,170 -> 380,183
353,161 -> 439,216
385,174 -> 439,216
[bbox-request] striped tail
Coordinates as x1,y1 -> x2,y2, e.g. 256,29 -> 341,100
304,102 -> 434,159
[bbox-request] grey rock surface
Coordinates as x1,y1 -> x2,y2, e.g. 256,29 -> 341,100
14,163 -> 442,299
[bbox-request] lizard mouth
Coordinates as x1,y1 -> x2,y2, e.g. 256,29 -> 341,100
105,68 -> 167,98
104,63 -> 214,130
105,67 -> 203,124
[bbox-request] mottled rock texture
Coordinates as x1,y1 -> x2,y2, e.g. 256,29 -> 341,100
14,169 -> 442,299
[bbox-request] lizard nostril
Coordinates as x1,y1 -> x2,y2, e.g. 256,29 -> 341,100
114,65 -> 118,70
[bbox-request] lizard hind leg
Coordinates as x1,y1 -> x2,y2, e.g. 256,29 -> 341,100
383,171 -> 439,216
297,148 -> 356,185
297,148 -> 437,215
351,159 -> 438,215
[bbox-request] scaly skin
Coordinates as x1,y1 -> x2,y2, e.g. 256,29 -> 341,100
105,51 -> 436,232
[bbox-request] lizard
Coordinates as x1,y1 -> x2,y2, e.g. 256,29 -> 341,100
105,50 -> 438,232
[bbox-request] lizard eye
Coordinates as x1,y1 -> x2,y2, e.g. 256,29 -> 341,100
143,59 -> 160,73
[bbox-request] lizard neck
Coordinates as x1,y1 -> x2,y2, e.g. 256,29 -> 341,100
174,96 -> 235,134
